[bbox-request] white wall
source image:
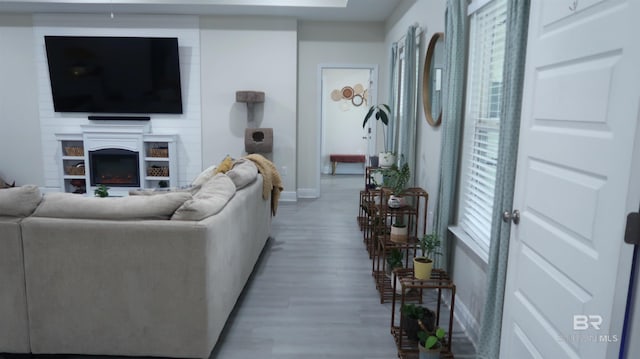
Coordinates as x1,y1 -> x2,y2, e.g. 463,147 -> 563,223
33,14 -> 202,189
321,68 -> 370,174
297,21 -> 386,196
200,16 -> 297,200
0,15 -> 44,186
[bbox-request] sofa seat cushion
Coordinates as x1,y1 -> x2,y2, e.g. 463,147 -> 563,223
172,173 -> 236,221
0,185 -> 42,217
33,191 -> 191,220
226,159 -> 258,190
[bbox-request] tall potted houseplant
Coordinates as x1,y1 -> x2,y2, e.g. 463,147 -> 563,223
383,162 -> 411,209
362,103 -> 396,167
384,162 -> 411,243
414,233 -> 442,280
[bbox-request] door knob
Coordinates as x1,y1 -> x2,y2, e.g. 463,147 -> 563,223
502,210 -> 520,225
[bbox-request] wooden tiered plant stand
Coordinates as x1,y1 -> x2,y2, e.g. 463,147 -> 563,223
371,187 -> 428,303
390,268 -> 456,359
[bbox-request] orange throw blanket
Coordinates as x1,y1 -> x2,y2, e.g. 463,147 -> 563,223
245,154 -> 283,216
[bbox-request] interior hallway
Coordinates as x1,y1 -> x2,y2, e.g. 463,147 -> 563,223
212,174 -> 476,358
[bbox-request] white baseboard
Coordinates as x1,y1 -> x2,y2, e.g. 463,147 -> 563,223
278,191 -> 297,202
451,294 -> 480,349
297,188 -> 319,198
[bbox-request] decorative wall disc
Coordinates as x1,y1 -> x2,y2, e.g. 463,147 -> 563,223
351,94 -> 364,107
341,86 -> 354,100
354,83 -> 364,94
330,89 -> 341,101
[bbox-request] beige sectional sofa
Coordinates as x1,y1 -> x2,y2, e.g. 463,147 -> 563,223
0,160 -> 273,358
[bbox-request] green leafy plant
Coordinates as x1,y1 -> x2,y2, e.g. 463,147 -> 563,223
401,304 -> 436,342
417,327 -> 446,350
419,233 -> 442,259
382,163 -> 411,196
401,303 -> 426,320
386,248 -> 403,272
94,185 -> 109,198
394,216 -> 406,227
362,104 -> 391,152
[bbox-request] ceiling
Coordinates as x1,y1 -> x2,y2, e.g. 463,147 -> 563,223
0,0 -> 405,22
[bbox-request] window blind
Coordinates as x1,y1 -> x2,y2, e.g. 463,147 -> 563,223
460,0 -> 507,249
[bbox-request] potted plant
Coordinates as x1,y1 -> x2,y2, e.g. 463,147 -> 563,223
401,304 -> 436,342
417,326 -> 446,359
386,248 -> 403,276
94,184 -> 109,198
390,214 -> 408,243
383,162 -> 411,208
362,103 -> 396,167
414,233 -> 442,280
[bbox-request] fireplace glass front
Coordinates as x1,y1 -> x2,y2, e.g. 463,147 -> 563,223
89,148 -> 140,187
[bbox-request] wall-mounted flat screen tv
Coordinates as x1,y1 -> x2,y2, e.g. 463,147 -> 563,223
44,36 -> 183,114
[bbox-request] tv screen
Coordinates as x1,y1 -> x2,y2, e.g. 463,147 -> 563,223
44,36 -> 183,114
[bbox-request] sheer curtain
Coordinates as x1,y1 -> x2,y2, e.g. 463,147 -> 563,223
396,25 -> 420,171
387,43 -> 399,153
432,0 -> 468,271
476,0 -> 530,358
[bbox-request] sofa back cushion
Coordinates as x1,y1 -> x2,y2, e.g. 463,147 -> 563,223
33,191 -> 191,220
172,173 -> 236,221
226,159 -> 258,190
0,185 -> 42,217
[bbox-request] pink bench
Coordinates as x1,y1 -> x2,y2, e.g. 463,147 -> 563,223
330,154 -> 366,175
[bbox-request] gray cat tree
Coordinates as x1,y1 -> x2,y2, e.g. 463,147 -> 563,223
236,91 -> 273,154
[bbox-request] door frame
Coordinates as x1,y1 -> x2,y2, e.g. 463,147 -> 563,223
316,63 -> 379,196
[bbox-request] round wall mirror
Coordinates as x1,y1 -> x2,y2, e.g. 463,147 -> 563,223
422,32 -> 445,126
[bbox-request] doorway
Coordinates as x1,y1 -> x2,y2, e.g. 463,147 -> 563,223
318,65 -> 378,190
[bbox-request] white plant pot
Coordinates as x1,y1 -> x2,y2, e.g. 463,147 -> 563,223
388,195 -> 406,208
418,343 -> 441,359
391,272 -> 402,293
378,152 -> 396,167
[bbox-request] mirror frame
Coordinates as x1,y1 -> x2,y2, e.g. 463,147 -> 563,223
422,32 -> 444,127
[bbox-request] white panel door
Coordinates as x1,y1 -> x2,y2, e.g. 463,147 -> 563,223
500,1 -> 640,358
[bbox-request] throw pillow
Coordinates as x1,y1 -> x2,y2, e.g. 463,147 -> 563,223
0,177 -> 15,188
191,164 -> 217,188
0,185 -> 42,217
172,173 -> 236,221
226,159 -> 258,190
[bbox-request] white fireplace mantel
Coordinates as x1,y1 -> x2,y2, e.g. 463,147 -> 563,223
81,124 -> 149,153
55,124 -> 178,195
